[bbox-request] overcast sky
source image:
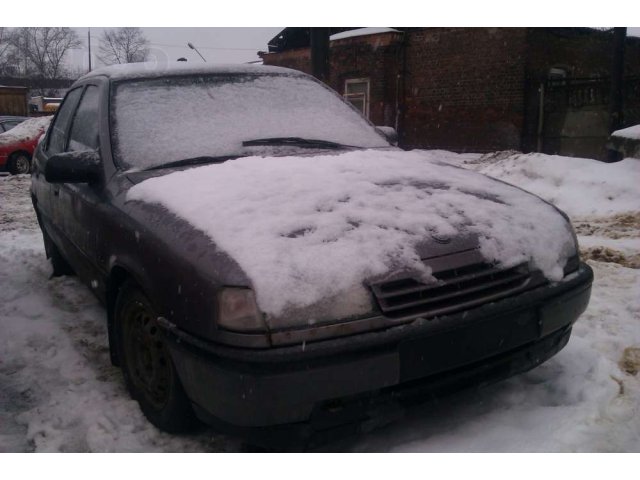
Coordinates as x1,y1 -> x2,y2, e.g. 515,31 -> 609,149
66,27 -> 640,73
67,27 -> 282,71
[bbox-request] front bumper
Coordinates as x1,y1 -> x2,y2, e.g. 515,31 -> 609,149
164,262 -> 593,430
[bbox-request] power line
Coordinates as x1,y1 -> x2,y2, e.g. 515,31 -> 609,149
147,42 -> 259,51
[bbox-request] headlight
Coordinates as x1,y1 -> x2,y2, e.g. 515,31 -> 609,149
217,287 -> 266,332
562,221 -> 580,276
563,254 -> 580,276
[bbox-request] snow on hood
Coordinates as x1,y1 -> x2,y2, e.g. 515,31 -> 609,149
127,150 -> 576,317
0,116 -> 52,146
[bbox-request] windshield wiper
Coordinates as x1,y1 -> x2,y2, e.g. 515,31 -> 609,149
242,137 -> 354,149
145,155 -> 240,171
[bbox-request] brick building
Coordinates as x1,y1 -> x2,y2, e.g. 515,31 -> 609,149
259,27 -> 640,159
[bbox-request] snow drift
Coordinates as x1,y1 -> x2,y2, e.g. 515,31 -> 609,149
438,151 -> 640,217
612,124 -> 640,141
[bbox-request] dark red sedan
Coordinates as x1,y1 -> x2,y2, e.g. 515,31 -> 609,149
0,116 -> 51,174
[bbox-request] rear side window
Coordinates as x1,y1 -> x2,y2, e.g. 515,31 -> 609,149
68,86 -> 100,152
48,88 -> 83,155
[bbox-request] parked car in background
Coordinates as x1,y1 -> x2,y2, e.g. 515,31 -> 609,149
31,63 -> 592,446
0,116 -> 51,174
0,115 -> 28,133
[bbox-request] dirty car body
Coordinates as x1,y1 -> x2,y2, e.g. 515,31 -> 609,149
30,63 -> 593,441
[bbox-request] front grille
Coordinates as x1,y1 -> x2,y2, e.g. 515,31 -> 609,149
370,261 -> 535,321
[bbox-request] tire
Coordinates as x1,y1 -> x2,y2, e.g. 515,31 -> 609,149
115,280 -> 199,433
42,229 -> 74,276
8,153 -> 31,175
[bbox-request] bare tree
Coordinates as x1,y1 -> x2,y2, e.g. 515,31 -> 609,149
11,27 -> 82,79
98,27 -> 149,65
0,28 -> 17,75
0,28 -> 11,60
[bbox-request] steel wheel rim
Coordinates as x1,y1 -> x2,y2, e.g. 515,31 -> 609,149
123,300 -> 171,410
15,156 -> 29,174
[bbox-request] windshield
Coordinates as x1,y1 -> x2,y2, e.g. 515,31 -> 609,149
111,73 -> 390,170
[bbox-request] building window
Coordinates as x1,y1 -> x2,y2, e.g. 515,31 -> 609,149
548,67 -> 568,84
344,78 -> 370,118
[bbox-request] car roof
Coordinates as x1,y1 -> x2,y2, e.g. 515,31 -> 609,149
77,62 -> 305,83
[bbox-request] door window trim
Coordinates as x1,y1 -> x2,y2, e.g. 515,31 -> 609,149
45,86 -> 85,154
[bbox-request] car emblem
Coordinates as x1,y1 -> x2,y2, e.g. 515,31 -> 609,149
430,232 -> 452,244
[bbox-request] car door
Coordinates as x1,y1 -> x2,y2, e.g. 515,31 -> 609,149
32,87 -> 83,242
54,84 -> 107,287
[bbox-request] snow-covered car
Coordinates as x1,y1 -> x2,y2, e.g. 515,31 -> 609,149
0,116 -> 51,174
30,63 -> 593,443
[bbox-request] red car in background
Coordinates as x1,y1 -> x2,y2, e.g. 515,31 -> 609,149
0,116 -> 52,175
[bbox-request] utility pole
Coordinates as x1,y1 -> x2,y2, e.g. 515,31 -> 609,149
88,27 -> 92,72
609,27 -> 626,134
310,28 -> 330,82
607,27 -> 626,162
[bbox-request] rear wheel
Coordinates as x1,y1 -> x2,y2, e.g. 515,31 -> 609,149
8,153 -> 31,175
115,280 -> 199,433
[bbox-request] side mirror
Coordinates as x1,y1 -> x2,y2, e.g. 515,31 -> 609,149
376,126 -> 398,146
45,150 -> 102,184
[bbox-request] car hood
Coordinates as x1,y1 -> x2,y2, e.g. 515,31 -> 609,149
126,149 -> 576,330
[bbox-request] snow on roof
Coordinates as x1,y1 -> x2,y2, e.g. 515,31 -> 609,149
128,150 -> 575,319
79,62 -> 299,82
330,27 -> 401,42
612,124 -> 640,141
0,116 -> 52,146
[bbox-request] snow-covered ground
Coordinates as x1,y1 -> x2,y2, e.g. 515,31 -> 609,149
1,151 -> 639,452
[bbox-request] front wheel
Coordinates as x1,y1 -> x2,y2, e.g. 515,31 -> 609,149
115,280 -> 199,433
8,153 -> 31,175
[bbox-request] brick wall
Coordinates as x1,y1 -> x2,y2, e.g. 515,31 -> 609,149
264,28 -> 531,152
326,32 -> 402,128
262,32 -> 402,128
525,28 -> 640,82
401,28 -> 527,152
521,28 -> 640,157
261,47 -> 312,75
261,28 -> 640,156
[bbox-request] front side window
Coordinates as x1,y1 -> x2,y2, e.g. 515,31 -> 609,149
47,88 -> 83,155
344,78 -> 370,118
68,86 -> 100,152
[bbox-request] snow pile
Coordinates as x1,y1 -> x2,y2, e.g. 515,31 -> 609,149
128,150 -> 575,317
438,152 -> 640,218
0,116 -> 51,146
612,124 -> 640,141
330,28 -> 401,41
113,74 -> 388,170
